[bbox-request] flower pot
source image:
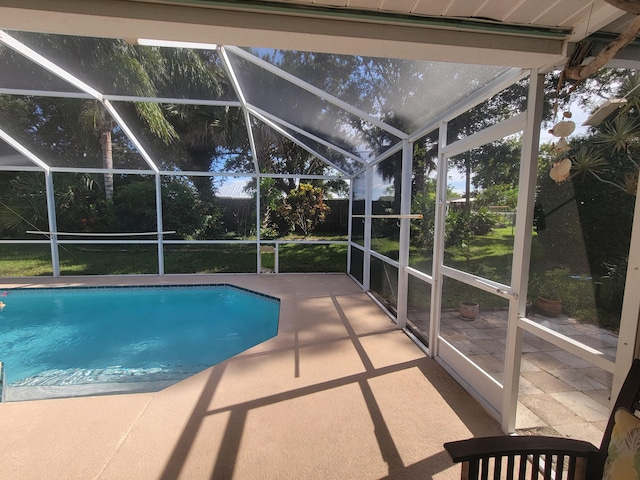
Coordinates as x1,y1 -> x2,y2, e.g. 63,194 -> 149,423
459,301 -> 479,320
537,296 -> 562,317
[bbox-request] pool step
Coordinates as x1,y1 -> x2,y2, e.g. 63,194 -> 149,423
5,379 -> 179,402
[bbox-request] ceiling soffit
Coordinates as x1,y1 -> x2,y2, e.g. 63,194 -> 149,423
0,0 -> 585,68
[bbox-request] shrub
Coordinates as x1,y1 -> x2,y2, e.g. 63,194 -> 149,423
277,183 -> 330,237
468,207 -> 497,235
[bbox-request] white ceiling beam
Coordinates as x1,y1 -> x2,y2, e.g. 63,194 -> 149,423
0,88 -> 92,99
224,46 -> 408,140
441,112 -> 527,158
0,129 -> 50,171
0,88 -> 243,107
102,100 -> 160,174
247,105 -> 366,166
248,108 -> 352,177
567,2 -> 628,43
0,0 -> 568,68
218,46 -> 261,174
0,29 -> 103,100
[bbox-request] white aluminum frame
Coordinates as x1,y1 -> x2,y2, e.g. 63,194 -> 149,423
1,28 -> 638,437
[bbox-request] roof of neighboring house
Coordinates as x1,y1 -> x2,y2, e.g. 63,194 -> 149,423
217,179 -> 253,199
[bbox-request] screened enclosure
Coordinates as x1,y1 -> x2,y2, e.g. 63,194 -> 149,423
1,25 -> 639,438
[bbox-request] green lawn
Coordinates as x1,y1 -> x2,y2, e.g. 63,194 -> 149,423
0,242 -> 347,276
0,244 -> 53,276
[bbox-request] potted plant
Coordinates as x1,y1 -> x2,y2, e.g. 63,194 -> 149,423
459,296 -> 480,319
531,268 -> 570,317
448,239 -> 495,320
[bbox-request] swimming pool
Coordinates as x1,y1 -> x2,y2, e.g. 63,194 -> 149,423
0,284 -> 279,400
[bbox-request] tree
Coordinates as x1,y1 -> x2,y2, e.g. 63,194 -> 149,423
5,33 -> 252,200
113,179 -> 216,238
256,177 -> 288,238
277,183 -> 330,237
0,172 -> 48,238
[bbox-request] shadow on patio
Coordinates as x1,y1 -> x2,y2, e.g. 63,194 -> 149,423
0,274 -> 503,480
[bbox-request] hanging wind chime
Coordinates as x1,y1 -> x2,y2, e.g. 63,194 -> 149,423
548,112 -> 576,183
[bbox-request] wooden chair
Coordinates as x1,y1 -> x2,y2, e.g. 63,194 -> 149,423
444,359 -> 640,480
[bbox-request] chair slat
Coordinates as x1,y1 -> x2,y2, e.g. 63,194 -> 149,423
518,454 -> 527,480
506,454 -> 515,480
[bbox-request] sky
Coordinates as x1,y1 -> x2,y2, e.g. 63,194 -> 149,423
218,107 -> 595,197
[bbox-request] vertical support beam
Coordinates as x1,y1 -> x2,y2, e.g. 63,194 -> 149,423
363,166 -> 373,291
430,122 -> 449,357
44,170 -> 60,277
347,177 -> 353,275
256,175 -> 262,273
501,70 -> 545,433
611,176 -> 640,402
155,174 -> 165,275
396,140 -> 413,329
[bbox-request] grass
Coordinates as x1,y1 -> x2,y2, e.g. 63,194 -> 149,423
0,244 -> 53,276
0,242 -> 346,276
277,243 -> 347,273
406,227 -> 515,282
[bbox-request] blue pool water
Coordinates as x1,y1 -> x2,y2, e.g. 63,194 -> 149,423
0,285 -> 279,389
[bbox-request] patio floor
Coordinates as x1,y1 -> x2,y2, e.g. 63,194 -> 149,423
411,307 -> 617,446
0,274 -> 503,480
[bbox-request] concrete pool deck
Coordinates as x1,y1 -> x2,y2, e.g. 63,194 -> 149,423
0,274 -> 503,479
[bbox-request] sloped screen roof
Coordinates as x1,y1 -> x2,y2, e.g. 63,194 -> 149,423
0,29 -> 516,177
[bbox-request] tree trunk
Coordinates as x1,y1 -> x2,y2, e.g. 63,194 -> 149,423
100,129 -> 114,200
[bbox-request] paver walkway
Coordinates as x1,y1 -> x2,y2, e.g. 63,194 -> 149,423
410,308 -> 617,446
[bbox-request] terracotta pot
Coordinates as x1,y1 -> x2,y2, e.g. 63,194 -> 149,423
537,296 -> 562,317
459,301 -> 479,320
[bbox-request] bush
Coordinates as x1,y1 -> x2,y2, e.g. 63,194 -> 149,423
410,190 -> 436,249
113,180 -> 219,238
445,208 -> 497,248
468,207 -> 497,235
277,183 -> 330,237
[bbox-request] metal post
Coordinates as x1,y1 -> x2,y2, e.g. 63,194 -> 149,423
430,122 -> 449,357
256,175 -> 262,273
44,170 -> 60,277
155,174 -> 165,275
347,178 -> 353,275
363,166 -> 373,291
396,140 -> 413,329
501,70 -> 545,433
611,166 -> 640,403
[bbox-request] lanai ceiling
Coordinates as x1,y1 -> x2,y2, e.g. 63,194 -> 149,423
0,0 -> 638,175
0,0 -> 638,69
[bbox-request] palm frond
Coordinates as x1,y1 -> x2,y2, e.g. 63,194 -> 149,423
134,102 -> 178,144
570,146 -> 608,179
619,71 -> 640,114
597,114 -> 640,153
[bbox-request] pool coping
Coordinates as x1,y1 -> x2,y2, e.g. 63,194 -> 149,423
2,283 -> 281,303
